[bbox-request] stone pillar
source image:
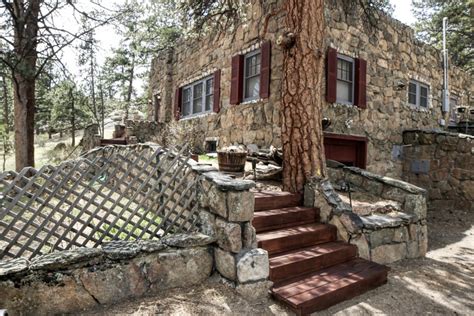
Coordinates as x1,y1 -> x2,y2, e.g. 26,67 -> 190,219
192,165 -> 272,300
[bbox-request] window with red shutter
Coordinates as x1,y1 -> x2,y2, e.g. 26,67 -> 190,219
230,55 -> 244,105
355,58 -> 367,108
260,41 -> 271,99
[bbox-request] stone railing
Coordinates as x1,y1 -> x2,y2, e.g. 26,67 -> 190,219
305,165 -> 427,264
0,158 -> 270,314
402,129 -> 474,212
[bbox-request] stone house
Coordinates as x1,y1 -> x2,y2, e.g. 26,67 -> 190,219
148,0 -> 473,179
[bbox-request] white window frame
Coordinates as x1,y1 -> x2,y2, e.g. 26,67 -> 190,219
408,80 -> 430,108
243,49 -> 261,102
336,54 -> 355,105
181,75 -> 214,119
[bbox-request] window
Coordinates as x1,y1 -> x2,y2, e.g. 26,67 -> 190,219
408,80 -> 430,108
243,50 -> 261,101
181,76 -> 214,118
336,55 -> 355,104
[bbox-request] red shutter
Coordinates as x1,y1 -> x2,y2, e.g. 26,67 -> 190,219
213,69 -> 221,113
260,41 -> 271,99
326,47 -> 337,103
230,54 -> 244,105
355,58 -> 367,109
174,87 -> 182,120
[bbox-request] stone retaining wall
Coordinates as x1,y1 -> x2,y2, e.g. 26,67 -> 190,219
402,129 -> 474,212
0,163 -> 270,314
305,166 -> 428,264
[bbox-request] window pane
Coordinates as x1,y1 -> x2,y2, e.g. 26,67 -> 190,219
193,83 -> 203,99
337,80 -> 352,103
206,78 -> 213,95
420,86 -> 428,98
205,95 -> 213,111
246,53 -> 261,77
193,97 -> 202,113
408,82 -> 417,95
245,76 -> 260,99
183,88 -> 191,102
183,102 -> 191,116
408,93 -> 417,105
420,96 -> 428,107
337,58 -> 352,82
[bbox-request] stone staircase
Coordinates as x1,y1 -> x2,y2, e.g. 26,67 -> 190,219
253,191 -> 389,315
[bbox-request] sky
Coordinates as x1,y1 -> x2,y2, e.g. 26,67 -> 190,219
62,0 -> 418,86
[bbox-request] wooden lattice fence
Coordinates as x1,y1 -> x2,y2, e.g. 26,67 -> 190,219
0,144 -> 199,261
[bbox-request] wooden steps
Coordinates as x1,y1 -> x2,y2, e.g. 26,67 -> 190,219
254,191 -> 303,211
257,223 -> 337,255
253,206 -> 319,233
253,191 -> 388,315
269,242 -> 358,284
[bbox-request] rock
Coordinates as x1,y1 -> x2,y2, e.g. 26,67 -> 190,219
236,280 -> 273,301
350,234 -> 370,260
0,258 -> 29,277
101,241 -> 140,260
161,232 -> 216,248
329,216 -> 349,242
236,248 -> 269,283
143,247 -> 213,291
138,240 -> 166,253
30,248 -> 103,271
77,261 -> 147,304
242,222 -> 257,249
216,218 -> 242,253
227,191 -> 254,222
203,171 -> 255,191
207,184 -> 228,218
214,247 -> 237,281
371,243 -> 407,264
196,210 -> 217,237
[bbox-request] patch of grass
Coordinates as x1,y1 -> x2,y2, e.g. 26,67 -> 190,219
198,154 -> 217,162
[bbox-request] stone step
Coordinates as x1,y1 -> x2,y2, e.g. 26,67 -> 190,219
272,258 -> 389,315
254,191 -> 303,211
256,223 -> 337,255
252,206 -> 319,233
269,242 -> 358,284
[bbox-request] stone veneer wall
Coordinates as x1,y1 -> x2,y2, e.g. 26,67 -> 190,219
0,164 -> 270,315
322,0 -> 472,178
305,166 -> 428,264
402,129 -> 474,212
149,0 -> 473,178
149,0 -> 285,151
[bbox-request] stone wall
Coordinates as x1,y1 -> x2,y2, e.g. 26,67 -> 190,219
149,0 -> 285,153
402,129 -> 474,212
149,0 -> 473,177
305,166 -> 428,264
0,162 -> 270,314
322,0 -> 472,178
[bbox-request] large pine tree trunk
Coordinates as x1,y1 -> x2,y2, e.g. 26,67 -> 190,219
281,0 -> 327,192
12,0 -> 40,171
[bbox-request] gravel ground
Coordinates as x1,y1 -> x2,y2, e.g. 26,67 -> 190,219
81,208 -> 474,316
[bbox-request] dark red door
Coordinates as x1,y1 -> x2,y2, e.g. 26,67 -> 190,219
324,133 -> 367,169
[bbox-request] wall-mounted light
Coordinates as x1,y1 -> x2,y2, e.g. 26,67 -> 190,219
396,80 -> 406,90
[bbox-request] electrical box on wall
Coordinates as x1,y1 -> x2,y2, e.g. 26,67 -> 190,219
411,159 -> 430,174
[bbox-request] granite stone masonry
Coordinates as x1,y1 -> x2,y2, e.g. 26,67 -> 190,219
0,162 -> 270,314
148,0 -> 473,179
305,165 -> 428,264
402,129 -> 474,212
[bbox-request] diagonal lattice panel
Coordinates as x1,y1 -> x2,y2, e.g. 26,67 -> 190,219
0,144 -> 199,261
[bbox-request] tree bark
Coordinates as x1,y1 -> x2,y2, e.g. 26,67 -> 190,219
12,0 -> 41,171
125,53 -> 135,121
281,0 -> 327,192
1,75 -> 9,131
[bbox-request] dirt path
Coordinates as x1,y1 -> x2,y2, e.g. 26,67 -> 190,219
80,208 -> 474,315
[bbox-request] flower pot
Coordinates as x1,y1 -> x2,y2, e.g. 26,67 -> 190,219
217,151 -> 247,172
